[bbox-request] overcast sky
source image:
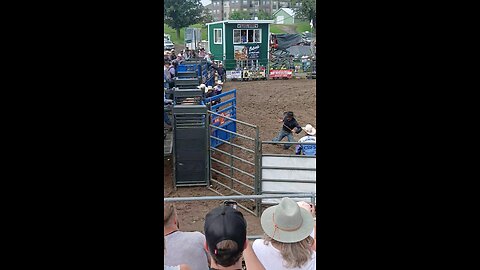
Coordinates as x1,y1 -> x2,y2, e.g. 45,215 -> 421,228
201,0 -> 211,6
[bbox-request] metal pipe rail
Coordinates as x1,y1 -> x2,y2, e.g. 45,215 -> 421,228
164,193 -> 316,204
208,110 -> 257,128
262,141 -> 317,145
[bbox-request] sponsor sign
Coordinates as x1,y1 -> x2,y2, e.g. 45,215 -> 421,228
234,45 -> 248,60
269,69 -> 293,79
226,70 -> 242,79
248,45 -> 260,59
236,23 -> 258,29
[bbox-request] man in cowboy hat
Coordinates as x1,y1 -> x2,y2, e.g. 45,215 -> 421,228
272,111 -> 302,150
216,62 -> 226,82
252,197 -> 316,270
214,80 -> 223,95
295,124 -> 316,156
205,85 -> 215,99
197,83 -> 206,93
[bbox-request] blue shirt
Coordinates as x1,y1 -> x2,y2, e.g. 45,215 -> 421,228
295,135 -> 316,156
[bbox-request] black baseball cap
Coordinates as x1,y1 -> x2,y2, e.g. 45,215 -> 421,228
204,206 -> 247,256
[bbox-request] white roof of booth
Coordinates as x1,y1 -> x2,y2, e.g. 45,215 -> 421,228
205,20 -> 274,25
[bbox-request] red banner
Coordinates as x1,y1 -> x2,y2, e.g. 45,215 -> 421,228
269,69 -> 293,79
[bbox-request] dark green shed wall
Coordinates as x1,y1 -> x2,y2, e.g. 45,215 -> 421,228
208,22 -> 224,61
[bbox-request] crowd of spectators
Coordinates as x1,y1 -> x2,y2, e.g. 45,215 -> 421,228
164,197 -> 316,270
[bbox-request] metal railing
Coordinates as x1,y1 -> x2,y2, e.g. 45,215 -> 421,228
164,193 -> 316,241
207,110 -> 261,216
259,141 -> 316,205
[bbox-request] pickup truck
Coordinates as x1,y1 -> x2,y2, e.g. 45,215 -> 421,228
164,38 -> 175,51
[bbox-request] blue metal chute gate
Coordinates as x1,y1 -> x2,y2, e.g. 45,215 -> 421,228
206,90 -> 262,216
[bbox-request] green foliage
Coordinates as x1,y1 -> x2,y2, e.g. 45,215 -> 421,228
270,21 -> 312,34
164,23 -> 207,45
229,10 -> 251,20
257,10 -> 273,20
290,0 -> 316,29
164,0 -> 204,38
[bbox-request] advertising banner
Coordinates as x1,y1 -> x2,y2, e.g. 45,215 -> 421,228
248,45 -> 260,59
226,70 -> 242,79
234,45 -> 248,61
269,69 -> 293,79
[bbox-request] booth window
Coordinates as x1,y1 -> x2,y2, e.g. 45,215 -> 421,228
233,29 -> 241,43
214,29 -> 222,44
233,29 -> 262,44
254,29 -> 261,43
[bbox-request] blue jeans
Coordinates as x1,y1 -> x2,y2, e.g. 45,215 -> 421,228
164,111 -> 171,126
272,129 -> 294,149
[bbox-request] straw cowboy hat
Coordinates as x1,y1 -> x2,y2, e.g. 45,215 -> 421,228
261,197 -> 314,243
216,80 -> 223,85
302,124 -> 316,136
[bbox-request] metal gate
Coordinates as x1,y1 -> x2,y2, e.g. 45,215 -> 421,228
207,110 -> 262,216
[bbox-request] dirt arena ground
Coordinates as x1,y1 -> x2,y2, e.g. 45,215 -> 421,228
164,79 -> 316,236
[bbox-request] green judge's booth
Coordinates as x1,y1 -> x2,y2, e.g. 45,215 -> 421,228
206,20 -> 273,77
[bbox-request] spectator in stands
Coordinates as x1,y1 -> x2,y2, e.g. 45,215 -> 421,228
241,30 -> 247,43
198,48 -> 206,58
295,124 -> 317,156
164,92 -> 172,129
165,237 -> 192,270
170,49 -> 177,61
164,203 -> 210,270
204,52 -> 213,69
297,201 -> 317,251
252,197 -> 316,270
204,205 -> 266,270
165,61 -> 176,89
272,111 -> 302,150
301,55 -> 309,72
216,63 -> 226,82
164,60 -> 169,89
184,49 -> 191,61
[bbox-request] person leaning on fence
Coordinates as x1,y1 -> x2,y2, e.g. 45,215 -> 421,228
165,237 -> 192,270
272,111 -> 302,150
164,92 -> 173,129
164,203 -> 211,270
198,48 -> 206,58
164,61 -> 176,89
295,124 -> 316,156
204,205 -> 266,270
252,197 -> 316,270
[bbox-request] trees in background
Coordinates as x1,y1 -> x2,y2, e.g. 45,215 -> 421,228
164,0 -> 205,39
290,0 -> 316,30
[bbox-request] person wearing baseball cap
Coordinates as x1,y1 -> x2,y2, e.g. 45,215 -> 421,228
295,124 -> 316,156
204,205 -> 266,270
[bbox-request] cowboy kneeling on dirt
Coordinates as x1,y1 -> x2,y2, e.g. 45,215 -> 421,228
272,111 -> 302,150
295,124 -> 316,156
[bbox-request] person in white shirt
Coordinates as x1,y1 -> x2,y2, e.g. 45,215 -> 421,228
164,203 -> 210,270
164,237 -> 192,270
295,124 -> 316,156
252,197 -> 316,270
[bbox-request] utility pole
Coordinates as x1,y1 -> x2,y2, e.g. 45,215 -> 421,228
221,0 -> 224,20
